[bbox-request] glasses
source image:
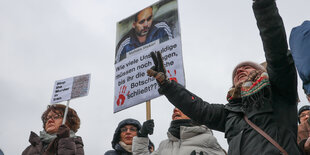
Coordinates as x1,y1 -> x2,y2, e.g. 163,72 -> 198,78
45,114 -> 62,122
299,112 -> 310,118
120,127 -> 137,132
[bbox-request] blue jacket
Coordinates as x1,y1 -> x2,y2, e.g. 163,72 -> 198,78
115,21 -> 173,63
290,20 -> 310,95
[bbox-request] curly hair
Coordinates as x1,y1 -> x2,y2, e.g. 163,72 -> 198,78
41,104 -> 80,132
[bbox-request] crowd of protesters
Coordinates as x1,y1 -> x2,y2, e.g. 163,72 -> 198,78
146,0 -> 309,154
18,0 -> 310,154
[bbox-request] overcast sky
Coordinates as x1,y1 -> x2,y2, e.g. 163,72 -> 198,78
1,0 -> 310,154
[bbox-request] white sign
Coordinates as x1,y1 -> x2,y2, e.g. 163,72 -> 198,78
114,37 -> 185,112
51,74 -> 91,103
114,0 -> 184,113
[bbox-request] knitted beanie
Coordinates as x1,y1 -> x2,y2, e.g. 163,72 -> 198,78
232,61 -> 267,86
298,105 -> 310,116
298,105 -> 310,123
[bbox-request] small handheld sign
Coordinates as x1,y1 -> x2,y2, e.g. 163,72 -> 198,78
51,74 -> 91,124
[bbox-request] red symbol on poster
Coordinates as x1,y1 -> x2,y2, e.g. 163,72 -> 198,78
116,85 -> 129,106
168,69 -> 178,83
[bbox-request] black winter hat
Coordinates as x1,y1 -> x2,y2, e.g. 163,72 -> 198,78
298,105 -> 310,123
111,118 -> 141,149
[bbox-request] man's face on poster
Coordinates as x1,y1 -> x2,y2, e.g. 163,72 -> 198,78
133,7 -> 153,37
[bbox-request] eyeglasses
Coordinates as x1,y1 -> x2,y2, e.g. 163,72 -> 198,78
120,127 -> 137,132
299,112 -> 310,118
45,114 -> 62,122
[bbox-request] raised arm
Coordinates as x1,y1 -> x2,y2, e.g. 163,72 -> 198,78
163,80 -> 227,132
253,0 -> 297,101
147,52 -> 227,131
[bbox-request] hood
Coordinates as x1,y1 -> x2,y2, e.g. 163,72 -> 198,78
111,118 -> 141,149
289,20 -> 310,95
290,20 -> 310,56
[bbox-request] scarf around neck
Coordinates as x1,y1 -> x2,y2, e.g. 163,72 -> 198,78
168,119 -> 193,139
227,71 -> 271,110
227,70 -> 271,109
39,130 -> 76,144
119,141 -> 132,153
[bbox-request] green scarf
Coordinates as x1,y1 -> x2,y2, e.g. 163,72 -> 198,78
40,130 -> 76,144
40,131 -> 57,144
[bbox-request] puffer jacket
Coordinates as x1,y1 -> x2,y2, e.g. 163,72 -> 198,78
298,119 -> 310,155
22,131 -> 84,155
105,118 -> 142,155
159,0 -> 300,154
132,125 -> 225,155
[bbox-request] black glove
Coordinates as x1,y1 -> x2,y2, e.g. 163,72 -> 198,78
147,52 -> 169,86
138,119 -> 154,137
57,124 -> 70,138
190,150 -> 203,155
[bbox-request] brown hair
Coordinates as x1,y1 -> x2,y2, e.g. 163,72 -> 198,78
41,104 -> 80,132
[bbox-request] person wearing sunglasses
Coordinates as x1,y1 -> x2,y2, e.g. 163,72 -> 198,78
22,104 -> 84,155
105,118 -> 154,155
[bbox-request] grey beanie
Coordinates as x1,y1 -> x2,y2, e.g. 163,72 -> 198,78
298,105 -> 310,123
232,61 -> 267,86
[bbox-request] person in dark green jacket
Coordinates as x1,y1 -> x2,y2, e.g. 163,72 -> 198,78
146,0 -> 300,154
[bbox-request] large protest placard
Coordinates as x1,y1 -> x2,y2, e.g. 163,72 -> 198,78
114,0 -> 185,113
51,74 -> 91,104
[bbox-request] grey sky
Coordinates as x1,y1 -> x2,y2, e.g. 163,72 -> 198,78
0,0 -> 309,154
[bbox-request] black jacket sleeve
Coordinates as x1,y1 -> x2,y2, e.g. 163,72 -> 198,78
253,0 -> 297,103
162,81 -> 227,132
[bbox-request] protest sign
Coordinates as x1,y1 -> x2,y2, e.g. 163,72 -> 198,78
114,0 -> 185,113
51,74 -> 91,104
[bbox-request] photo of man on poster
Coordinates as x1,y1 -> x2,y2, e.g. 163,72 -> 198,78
115,1 -> 177,64
113,0 -> 184,113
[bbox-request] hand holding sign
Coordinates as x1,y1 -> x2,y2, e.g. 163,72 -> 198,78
138,119 -> 154,137
57,124 -> 70,138
147,52 -> 170,86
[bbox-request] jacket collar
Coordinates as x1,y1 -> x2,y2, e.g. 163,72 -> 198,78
167,125 -> 209,141
28,131 -> 41,146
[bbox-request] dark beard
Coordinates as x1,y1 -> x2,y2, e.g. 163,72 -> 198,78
136,28 -> 150,37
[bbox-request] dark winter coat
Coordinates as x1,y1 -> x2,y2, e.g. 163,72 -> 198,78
105,118 -> 142,155
159,0 -> 300,154
22,131 -> 84,155
105,144 -> 133,155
